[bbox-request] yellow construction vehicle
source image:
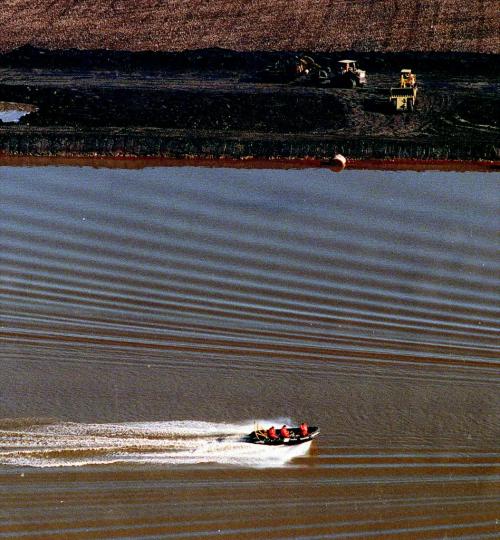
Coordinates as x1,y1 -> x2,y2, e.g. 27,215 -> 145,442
390,69 -> 417,111
399,68 -> 417,88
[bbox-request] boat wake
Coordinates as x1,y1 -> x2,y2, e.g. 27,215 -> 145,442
0,419 -> 312,468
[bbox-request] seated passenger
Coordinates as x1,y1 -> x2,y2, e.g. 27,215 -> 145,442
299,422 -> 309,437
267,426 -> 278,440
279,425 -> 290,438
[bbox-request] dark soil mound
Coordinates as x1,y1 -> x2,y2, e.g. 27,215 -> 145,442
0,84 -> 347,132
455,96 -> 500,128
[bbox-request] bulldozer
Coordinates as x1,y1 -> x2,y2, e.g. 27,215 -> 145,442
389,69 -> 417,111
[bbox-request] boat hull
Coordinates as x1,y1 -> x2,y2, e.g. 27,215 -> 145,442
244,426 -> 320,446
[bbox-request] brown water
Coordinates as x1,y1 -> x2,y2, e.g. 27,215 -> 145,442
0,165 -> 499,538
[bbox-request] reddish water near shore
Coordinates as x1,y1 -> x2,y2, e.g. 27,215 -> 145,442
0,164 -> 499,538
1,154 -> 499,172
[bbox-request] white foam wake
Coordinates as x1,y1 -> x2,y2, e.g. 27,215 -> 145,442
0,419 -> 312,468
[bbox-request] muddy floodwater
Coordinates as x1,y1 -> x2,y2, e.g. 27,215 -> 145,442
0,165 -> 499,538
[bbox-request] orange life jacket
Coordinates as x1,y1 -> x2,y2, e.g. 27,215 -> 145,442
299,423 -> 308,437
267,427 -> 278,439
279,426 -> 290,438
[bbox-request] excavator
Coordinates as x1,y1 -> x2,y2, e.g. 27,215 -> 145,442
305,58 -> 367,88
260,56 -> 367,89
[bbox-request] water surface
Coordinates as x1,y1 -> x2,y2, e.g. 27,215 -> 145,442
0,165 -> 499,537
0,101 -> 36,123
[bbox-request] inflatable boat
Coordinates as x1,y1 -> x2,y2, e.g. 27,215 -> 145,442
245,426 -> 320,446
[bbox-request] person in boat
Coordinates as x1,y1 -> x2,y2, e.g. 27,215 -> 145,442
299,422 -> 309,437
267,426 -> 278,440
279,425 -> 290,439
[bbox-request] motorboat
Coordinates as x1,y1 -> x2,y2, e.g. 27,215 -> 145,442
245,426 -> 320,446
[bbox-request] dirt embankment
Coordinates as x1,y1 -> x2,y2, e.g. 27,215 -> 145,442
0,0 -> 498,54
0,48 -> 498,162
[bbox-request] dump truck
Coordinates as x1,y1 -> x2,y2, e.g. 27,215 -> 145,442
390,69 -> 417,111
